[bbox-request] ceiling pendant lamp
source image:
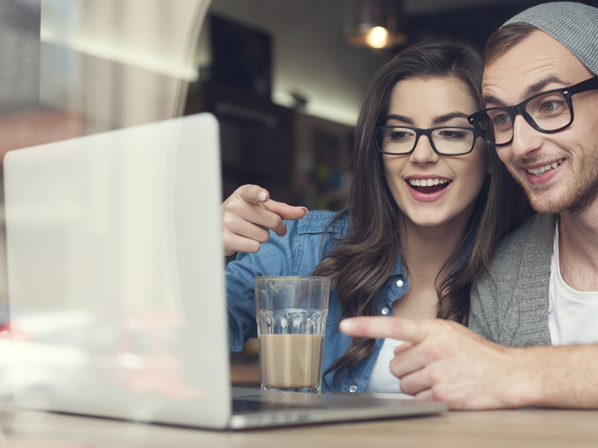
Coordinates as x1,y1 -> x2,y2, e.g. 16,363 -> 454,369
344,0 -> 407,49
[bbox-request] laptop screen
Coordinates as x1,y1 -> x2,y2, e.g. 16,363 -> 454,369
3,113 -> 233,428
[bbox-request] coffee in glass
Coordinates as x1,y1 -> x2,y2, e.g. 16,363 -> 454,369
254,276 -> 330,393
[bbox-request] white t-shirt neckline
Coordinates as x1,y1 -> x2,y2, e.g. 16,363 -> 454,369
548,222 -> 598,345
364,338 -> 412,394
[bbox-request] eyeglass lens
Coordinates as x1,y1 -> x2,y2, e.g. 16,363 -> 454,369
378,127 -> 476,155
482,91 -> 571,145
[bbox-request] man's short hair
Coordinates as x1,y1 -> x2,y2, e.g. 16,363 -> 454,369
483,23 -> 535,68
484,2 -> 598,75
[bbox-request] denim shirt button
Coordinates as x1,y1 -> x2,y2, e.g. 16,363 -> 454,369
396,279 -> 405,288
349,385 -> 358,393
381,307 -> 391,315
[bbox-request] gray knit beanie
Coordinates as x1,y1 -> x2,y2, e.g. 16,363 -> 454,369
503,1 -> 598,75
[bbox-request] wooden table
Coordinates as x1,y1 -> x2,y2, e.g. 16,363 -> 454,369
0,406 -> 597,448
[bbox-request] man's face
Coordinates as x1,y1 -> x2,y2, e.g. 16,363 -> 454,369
483,30 -> 598,214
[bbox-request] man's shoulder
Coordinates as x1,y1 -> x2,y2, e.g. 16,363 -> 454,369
492,213 -> 556,263
470,214 -> 555,346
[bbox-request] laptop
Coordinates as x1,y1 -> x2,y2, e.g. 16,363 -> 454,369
2,113 -> 446,429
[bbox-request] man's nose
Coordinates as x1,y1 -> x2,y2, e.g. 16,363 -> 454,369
509,114 -> 543,159
409,135 -> 439,164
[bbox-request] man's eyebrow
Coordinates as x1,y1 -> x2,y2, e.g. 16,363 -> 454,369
483,95 -> 505,107
524,75 -> 567,97
483,75 -> 568,107
386,114 -> 413,125
432,112 -> 469,124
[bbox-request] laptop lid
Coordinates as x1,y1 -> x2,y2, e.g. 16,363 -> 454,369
3,113 -> 234,429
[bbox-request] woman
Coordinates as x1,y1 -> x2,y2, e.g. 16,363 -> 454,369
223,37 -> 531,393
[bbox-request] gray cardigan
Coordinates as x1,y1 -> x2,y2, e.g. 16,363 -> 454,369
469,213 -> 556,347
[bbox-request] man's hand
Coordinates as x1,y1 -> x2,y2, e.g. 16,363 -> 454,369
339,317 -> 544,409
222,184 -> 308,256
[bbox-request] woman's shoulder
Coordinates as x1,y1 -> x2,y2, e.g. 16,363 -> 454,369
289,209 -> 350,236
238,209 -> 348,275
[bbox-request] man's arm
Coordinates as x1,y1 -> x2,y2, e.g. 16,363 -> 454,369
340,317 -> 598,409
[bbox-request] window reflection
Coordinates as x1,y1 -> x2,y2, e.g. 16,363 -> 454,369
0,2 -> 210,413
0,0 -> 365,410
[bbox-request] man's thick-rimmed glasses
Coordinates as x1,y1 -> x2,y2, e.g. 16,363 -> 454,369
375,125 -> 481,156
468,76 -> 598,147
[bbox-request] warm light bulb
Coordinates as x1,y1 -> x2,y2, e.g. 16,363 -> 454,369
366,26 -> 389,48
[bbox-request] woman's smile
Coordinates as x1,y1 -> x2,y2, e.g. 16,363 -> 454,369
405,176 -> 453,202
406,175 -> 452,192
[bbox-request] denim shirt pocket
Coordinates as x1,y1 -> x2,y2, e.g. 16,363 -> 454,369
290,210 -> 347,276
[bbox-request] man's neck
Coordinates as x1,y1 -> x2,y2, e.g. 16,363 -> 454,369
558,206 -> 598,291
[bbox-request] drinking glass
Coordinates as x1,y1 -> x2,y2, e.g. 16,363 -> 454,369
254,276 -> 330,393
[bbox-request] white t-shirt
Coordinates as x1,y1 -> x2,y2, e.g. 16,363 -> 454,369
548,223 -> 598,345
364,338 -> 412,396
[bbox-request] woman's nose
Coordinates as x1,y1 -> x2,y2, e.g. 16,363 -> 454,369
409,134 -> 439,164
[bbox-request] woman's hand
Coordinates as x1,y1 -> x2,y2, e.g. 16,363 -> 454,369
222,184 -> 309,256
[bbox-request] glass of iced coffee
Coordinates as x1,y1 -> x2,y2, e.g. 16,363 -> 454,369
254,276 -> 330,394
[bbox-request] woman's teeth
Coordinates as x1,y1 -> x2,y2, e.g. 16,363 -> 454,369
527,159 -> 564,176
408,178 -> 449,187
408,178 -> 451,194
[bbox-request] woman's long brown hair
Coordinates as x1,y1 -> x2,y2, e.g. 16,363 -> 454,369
312,37 -> 532,386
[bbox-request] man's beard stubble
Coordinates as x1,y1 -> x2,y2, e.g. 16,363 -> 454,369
510,147 -> 598,215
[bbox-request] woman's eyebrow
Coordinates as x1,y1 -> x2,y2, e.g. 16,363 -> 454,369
385,112 -> 468,125
432,111 -> 469,124
385,114 -> 413,124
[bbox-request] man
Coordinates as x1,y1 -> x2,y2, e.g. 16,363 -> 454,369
340,2 -> 598,409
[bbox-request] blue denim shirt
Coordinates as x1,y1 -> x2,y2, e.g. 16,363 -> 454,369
226,210 -> 409,393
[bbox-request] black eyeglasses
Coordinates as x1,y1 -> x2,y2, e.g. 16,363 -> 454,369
375,125 -> 481,156
468,76 -> 598,147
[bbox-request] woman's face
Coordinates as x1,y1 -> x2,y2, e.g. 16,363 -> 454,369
382,76 -> 488,230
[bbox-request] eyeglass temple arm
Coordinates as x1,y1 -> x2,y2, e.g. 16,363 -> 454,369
570,76 -> 598,95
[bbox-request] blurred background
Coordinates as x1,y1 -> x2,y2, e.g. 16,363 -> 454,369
0,0 -> 597,392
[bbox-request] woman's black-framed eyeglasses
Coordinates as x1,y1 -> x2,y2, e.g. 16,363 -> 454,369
375,125 -> 482,156
467,76 -> 598,147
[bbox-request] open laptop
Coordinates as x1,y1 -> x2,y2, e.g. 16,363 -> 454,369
2,113 -> 446,429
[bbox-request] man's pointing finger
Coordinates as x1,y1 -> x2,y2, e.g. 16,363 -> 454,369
339,317 -> 433,345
